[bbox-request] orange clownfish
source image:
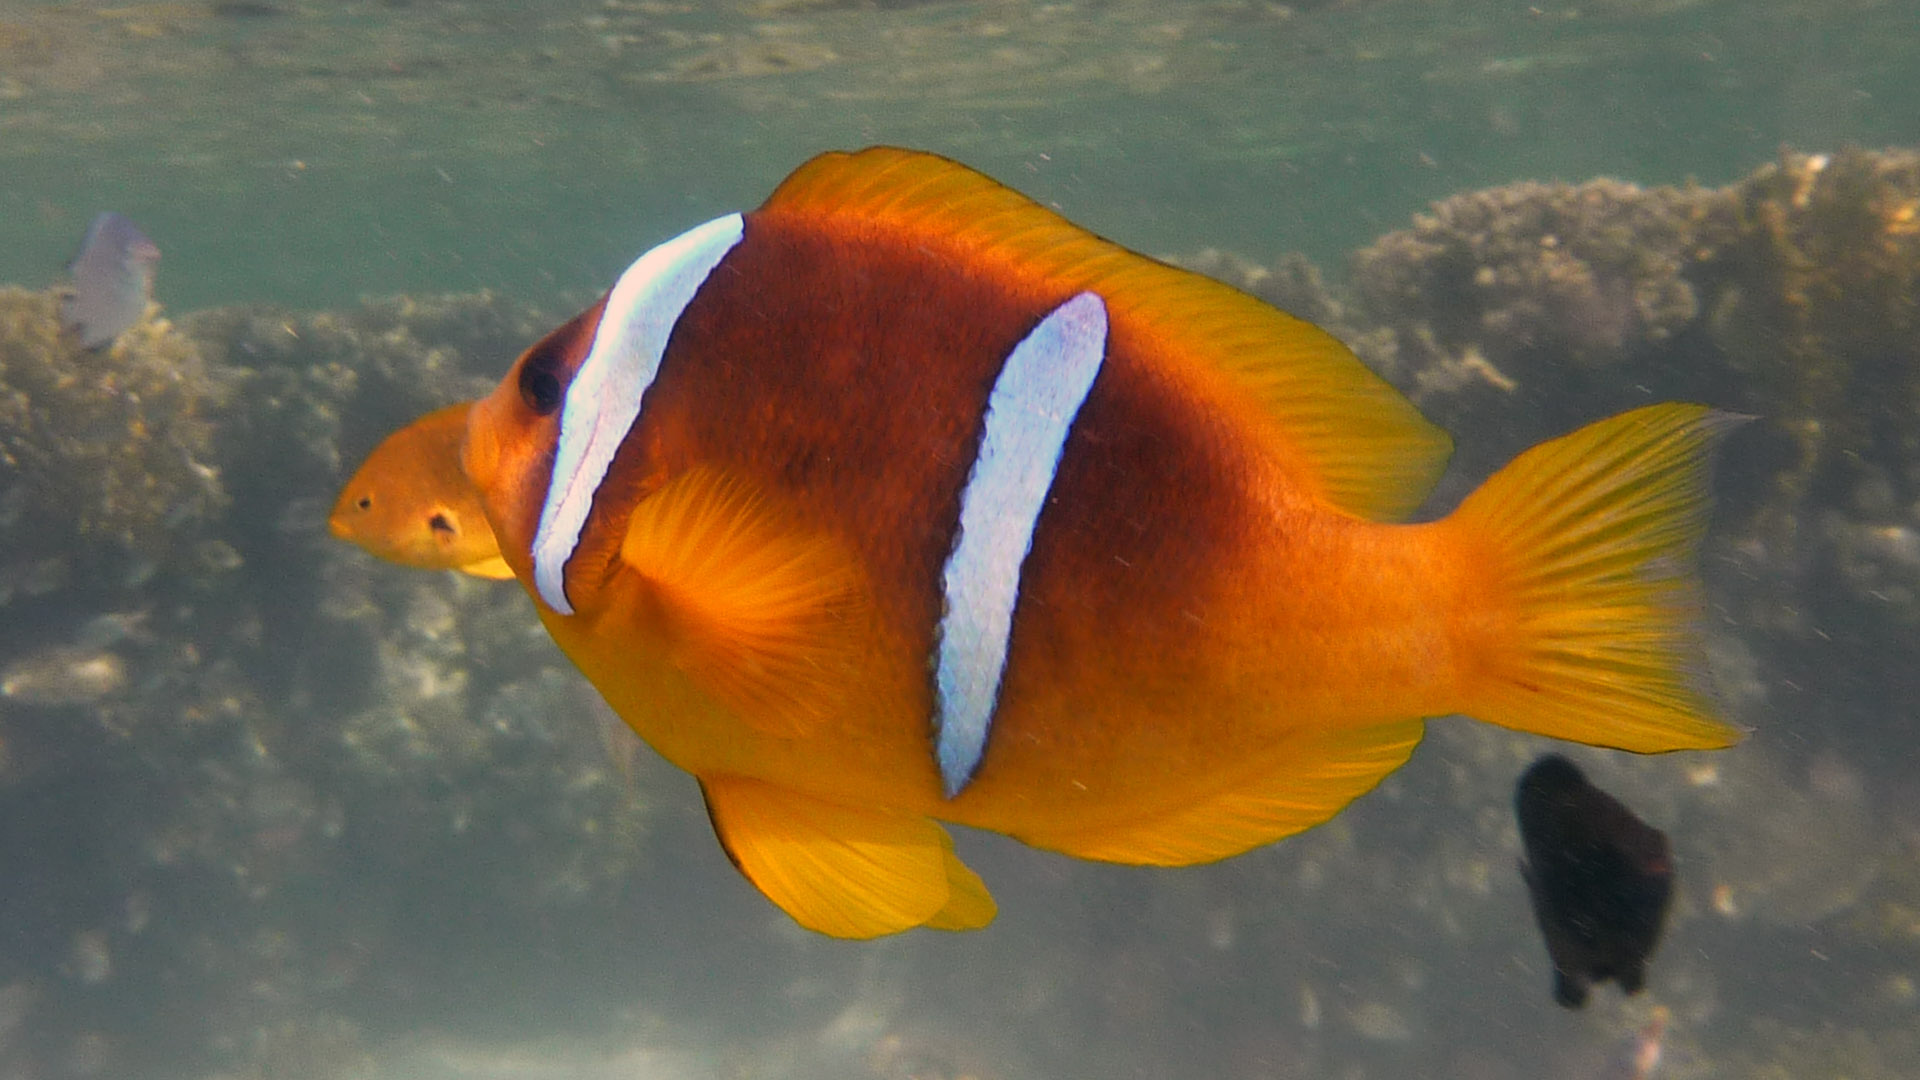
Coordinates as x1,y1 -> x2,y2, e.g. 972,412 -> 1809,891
453,147 -> 1741,938
330,401 -> 514,580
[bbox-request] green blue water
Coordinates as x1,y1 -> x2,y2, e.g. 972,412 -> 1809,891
3,2 -> 1920,1079
3,0 -> 1916,309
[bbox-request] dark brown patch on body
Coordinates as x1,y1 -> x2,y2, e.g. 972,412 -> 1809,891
574,211 -> 1051,654
569,208 -> 1283,770
974,315 -> 1285,787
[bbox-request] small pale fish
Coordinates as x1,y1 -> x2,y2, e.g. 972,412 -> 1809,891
330,401 -> 514,580
390,147 -> 1740,938
0,647 -> 127,706
62,212 -> 160,349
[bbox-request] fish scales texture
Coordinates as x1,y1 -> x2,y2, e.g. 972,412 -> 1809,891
431,147 -> 1744,938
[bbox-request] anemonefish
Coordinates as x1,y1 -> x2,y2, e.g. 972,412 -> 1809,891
445,147 -> 1742,938
330,401 -> 514,580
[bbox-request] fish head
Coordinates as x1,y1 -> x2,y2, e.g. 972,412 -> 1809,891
326,485 -> 484,568
330,401 -> 505,573
465,296 -> 612,609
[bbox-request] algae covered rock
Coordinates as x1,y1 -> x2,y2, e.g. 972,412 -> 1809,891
180,290 -> 558,500
0,285 -> 667,1079
1352,175 -> 1708,389
0,287 -> 227,573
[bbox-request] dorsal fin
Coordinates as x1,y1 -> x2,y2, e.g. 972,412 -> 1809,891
761,147 -> 1452,522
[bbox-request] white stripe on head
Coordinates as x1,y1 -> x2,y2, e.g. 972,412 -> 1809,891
532,213 -> 745,614
934,291 -> 1108,798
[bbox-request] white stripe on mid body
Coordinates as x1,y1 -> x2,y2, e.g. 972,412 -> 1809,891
532,213 -> 745,614
934,291 -> 1109,798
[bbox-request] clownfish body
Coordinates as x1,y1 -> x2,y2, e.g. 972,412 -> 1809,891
453,148 -> 1741,938
330,402 -> 514,580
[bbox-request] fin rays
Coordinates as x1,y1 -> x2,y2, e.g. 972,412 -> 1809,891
1447,404 -> 1745,753
618,467 -> 869,739
702,776 -> 996,938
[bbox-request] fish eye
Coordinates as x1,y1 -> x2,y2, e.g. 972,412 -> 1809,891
519,349 -> 565,416
428,512 -> 455,535
356,496 -> 372,510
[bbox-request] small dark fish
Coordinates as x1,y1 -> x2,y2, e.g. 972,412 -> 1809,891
61,212 -> 160,349
1516,754 -> 1674,1008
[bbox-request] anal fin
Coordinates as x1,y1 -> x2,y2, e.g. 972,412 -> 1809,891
619,467 -> 868,739
702,775 -> 995,938
1023,720 -> 1425,866
925,835 -> 997,932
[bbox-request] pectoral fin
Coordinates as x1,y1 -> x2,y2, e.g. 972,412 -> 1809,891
619,467 -> 869,739
701,775 -> 994,938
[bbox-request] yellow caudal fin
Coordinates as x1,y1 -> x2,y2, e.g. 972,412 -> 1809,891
619,467 -> 869,739
700,776 -> 995,938
1445,403 -> 1747,753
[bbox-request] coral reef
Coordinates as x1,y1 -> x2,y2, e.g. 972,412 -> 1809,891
0,287 -> 661,1079
0,289 -> 226,571
1353,176 -> 1706,387
181,291 -> 557,492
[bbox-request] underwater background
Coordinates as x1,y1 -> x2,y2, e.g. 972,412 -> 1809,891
2,0 -> 1919,1077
